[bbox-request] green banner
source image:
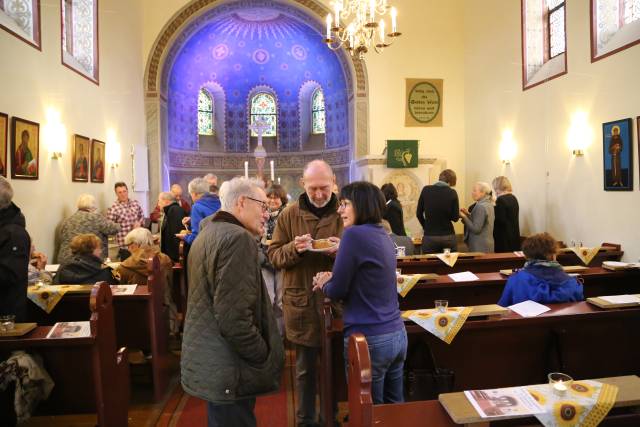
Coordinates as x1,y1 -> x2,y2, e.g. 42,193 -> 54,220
387,140 -> 418,168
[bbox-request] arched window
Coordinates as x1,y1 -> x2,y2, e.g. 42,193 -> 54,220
198,88 -> 214,135
250,93 -> 277,137
311,88 -> 326,134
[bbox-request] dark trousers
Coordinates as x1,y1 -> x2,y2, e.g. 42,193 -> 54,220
207,398 -> 256,427
421,234 -> 457,254
295,344 -> 320,426
117,248 -> 131,262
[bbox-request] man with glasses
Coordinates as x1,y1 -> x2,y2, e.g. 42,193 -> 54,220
182,177 -> 284,427
268,159 -> 343,426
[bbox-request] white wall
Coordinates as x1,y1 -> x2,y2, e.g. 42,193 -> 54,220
0,0 -> 146,259
464,0 -> 640,260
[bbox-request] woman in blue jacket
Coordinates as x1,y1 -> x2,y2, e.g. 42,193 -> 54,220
313,181 -> 406,404
498,232 -> 584,306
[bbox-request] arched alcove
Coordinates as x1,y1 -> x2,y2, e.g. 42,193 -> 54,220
144,0 -> 369,200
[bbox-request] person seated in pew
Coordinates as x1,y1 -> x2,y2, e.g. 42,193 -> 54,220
498,232 -> 584,306
28,244 -> 52,285
314,181 -> 407,405
54,234 -> 118,285
381,219 -> 414,256
116,227 -> 173,285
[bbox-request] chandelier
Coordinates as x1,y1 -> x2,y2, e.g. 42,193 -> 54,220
324,0 -> 401,59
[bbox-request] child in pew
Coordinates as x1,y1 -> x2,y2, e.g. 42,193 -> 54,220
498,232 -> 584,306
314,182 -> 407,405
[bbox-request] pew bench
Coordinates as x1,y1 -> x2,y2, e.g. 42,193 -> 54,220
0,282 -> 129,427
25,255 -> 170,401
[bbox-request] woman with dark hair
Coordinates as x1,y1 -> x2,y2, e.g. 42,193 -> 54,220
54,234 -> 118,285
381,183 -> 406,236
265,184 -> 288,240
313,181 -> 406,404
498,232 -> 583,306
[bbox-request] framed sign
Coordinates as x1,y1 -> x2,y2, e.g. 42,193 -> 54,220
72,134 -> 90,182
405,78 -> 443,127
602,118 -> 632,191
11,116 -> 39,180
91,139 -> 105,183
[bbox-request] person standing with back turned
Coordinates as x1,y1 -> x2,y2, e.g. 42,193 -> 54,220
416,169 -> 460,253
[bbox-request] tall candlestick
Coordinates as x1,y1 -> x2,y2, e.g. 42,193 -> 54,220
244,161 -> 248,179
326,14 -> 332,39
270,160 -> 275,181
391,7 -> 397,33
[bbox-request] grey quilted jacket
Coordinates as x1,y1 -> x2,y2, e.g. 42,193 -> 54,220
181,211 -> 284,403
57,210 -> 120,264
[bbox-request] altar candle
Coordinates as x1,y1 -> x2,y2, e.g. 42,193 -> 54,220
553,382 -> 567,394
244,161 -> 248,179
278,177 -> 281,184
391,7 -> 397,33
270,160 -> 275,181
326,14 -> 332,39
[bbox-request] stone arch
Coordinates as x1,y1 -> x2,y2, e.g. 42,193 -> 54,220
143,0 -> 369,198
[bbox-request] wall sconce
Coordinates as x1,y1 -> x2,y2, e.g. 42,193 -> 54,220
568,111 -> 592,157
499,130 -> 517,164
106,129 -> 120,169
44,108 -> 66,159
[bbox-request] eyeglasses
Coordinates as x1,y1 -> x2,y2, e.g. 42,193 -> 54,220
338,200 -> 352,210
246,196 -> 270,213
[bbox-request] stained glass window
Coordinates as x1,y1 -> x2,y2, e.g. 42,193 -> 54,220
250,93 -> 277,137
62,0 -> 98,82
623,0 -> 640,24
548,2 -> 565,58
311,88 -> 326,135
198,89 -> 214,136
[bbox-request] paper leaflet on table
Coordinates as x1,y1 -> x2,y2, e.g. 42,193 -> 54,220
508,300 -> 550,317
464,386 -> 544,418
46,321 -> 91,339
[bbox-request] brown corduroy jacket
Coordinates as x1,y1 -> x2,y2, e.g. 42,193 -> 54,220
268,194 -> 343,347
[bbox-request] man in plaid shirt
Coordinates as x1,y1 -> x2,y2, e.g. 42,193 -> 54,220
107,182 -> 144,260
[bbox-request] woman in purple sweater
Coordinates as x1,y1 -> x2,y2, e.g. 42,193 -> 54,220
313,181 -> 406,404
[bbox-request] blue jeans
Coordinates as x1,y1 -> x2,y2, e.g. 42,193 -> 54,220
344,328 -> 408,404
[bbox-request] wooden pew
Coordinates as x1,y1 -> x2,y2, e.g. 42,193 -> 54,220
321,300 -> 640,425
398,243 -> 623,275
347,333 -> 640,426
399,267 -> 640,310
0,282 -> 129,427
172,240 -> 188,329
25,255 -> 170,401
346,333 -> 456,427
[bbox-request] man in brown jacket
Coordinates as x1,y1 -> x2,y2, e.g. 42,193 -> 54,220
268,160 -> 343,427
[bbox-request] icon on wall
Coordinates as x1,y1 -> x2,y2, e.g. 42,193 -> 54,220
602,118 -> 633,191
72,134 -> 90,182
11,117 -> 39,180
91,139 -> 105,183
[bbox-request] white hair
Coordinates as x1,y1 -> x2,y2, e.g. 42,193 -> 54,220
0,176 -> 13,210
218,181 -> 229,206
203,173 -> 217,182
188,177 -> 210,196
77,194 -> 97,211
474,181 -> 493,197
124,227 -> 154,247
220,177 -> 264,212
158,191 -> 175,202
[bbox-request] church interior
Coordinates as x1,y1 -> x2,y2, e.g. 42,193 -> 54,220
1,0 -> 640,425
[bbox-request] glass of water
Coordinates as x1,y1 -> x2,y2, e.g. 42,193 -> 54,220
0,314 -> 16,332
435,300 -> 448,313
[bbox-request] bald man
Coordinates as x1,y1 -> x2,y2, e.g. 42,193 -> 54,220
268,159 -> 343,426
171,184 -> 191,215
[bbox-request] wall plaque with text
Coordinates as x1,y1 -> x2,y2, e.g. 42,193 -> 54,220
405,79 -> 443,127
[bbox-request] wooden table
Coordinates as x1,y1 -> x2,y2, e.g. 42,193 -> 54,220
398,267 -> 640,310
398,245 -> 623,275
439,375 -> 640,426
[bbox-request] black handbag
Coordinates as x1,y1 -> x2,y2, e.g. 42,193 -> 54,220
404,340 -> 454,401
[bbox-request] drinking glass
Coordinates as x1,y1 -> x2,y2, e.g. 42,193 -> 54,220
435,300 -> 448,313
443,248 -> 451,257
548,372 -> 573,396
0,315 -> 16,332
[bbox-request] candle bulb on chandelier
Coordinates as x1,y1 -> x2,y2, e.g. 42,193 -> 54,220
326,14 -> 332,39
334,3 -> 340,27
244,161 -> 249,179
270,160 -> 275,181
369,0 -> 375,22
391,7 -> 397,33
379,19 -> 385,43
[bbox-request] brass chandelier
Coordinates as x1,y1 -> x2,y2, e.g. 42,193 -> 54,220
324,0 -> 402,59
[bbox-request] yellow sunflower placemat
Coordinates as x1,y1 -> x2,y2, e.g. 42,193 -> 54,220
396,274 -> 430,298
402,307 -> 472,344
569,246 -> 601,266
527,380 -> 618,427
27,285 -> 70,313
436,252 -> 460,267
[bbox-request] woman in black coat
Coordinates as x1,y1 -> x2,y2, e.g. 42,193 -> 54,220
381,183 -> 406,236
492,176 -> 520,252
54,234 -> 117,285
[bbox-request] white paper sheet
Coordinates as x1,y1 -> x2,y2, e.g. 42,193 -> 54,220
508,300 -> 551,317
448,271 -> 480,282
110,284 -> 137,296
599,294 -> 640,304
46,321 -> 91,339
44,264 -> 60,273
513,251 -> 525,257
464,387 -> 544,418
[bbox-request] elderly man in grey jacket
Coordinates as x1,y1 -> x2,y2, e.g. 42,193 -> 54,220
181,177 -> 284,427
